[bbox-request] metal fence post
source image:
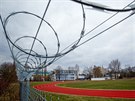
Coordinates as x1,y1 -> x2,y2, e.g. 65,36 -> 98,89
26,79 -> 30,101
19,81 -> 24,101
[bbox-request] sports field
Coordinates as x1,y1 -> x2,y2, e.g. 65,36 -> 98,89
33,78 -> 135,101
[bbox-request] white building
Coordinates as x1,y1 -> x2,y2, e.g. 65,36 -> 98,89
52,69 -> 78,81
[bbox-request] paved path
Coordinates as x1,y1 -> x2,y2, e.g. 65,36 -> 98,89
33,82 -> 135,99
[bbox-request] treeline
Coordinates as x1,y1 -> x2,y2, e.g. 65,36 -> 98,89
120,66 -> 135,78
83,59 -> 135,80
52,59 -> 135,81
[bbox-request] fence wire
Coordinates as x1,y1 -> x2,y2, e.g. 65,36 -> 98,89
0,0 -> 135,101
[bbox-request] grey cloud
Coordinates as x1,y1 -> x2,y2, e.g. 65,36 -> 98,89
0,0 -> 135,69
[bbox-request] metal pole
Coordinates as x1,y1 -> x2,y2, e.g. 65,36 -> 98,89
19,81 -> 24,101
26,79 -> 30,101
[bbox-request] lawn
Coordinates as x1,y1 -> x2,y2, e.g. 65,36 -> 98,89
58,78 -> 135,90
30,81 -> 51,87
40,92 -> 135,101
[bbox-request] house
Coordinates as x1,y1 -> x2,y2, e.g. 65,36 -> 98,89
51,69 -> 78,81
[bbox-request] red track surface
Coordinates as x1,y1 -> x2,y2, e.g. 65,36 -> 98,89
33,82 -> 135,99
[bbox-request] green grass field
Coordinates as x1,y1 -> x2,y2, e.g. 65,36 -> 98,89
40,92 -> 135,101
30,81 -> 51,87
58,78 -> 135,90
30,79 -> 135,101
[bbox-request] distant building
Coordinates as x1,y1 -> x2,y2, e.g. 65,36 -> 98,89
51,69 -> 78,81
78,74 -> 85,80
31,69 -> 49,81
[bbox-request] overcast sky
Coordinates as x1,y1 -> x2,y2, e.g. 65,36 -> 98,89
0,0 -> 135,71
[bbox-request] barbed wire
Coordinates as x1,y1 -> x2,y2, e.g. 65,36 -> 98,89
72,0 -> 135,12
0,0 -> 135,81
47,0 -> 135,65
0,1 -> 134,100
1,2 -> 85,70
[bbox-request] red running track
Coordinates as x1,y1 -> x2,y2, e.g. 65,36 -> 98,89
33,82 -> 135,99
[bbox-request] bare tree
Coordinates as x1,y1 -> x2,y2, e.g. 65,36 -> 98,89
108,59 -> 121,79
83,66 -> 92,80
93,66 -> 103,78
